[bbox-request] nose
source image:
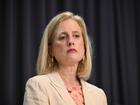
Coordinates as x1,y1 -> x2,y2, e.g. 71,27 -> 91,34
68,42 -> 74,46
67,36 -> 74,46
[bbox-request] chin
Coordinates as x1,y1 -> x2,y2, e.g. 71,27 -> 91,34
64,58 -> 81,65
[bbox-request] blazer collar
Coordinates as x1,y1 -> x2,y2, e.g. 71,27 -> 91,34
47,72 -> 65,88
48,72 -> 76,105
47,72 -> 97,105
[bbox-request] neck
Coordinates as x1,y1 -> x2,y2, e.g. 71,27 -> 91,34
58,64 -> 80,86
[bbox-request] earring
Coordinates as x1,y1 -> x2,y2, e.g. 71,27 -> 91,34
51,57 -> 54,64
50,57 -> 54,68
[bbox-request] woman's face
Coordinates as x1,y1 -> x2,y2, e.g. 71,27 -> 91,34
51,18 -> 85,66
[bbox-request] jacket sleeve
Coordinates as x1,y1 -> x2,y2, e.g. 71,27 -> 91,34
100,89 -> 108,105
23,77 -> 49,105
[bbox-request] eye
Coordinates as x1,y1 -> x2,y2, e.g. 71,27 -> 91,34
74,34 -> 80,38
58,32 -> 68,40
73,31 -> 81,38
58,35 -> 66,40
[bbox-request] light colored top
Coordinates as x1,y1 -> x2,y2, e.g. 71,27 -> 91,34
67,85 -> 84,105
23,72 -> 108,105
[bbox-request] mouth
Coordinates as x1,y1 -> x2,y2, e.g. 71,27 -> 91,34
67,48 -> 77,53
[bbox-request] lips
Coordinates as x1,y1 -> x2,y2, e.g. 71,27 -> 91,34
67,48 -> 77,53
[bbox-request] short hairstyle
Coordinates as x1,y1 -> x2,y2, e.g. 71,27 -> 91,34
37,11 -> 92,80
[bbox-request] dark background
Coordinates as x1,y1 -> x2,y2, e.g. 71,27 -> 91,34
0,0 -> 140,105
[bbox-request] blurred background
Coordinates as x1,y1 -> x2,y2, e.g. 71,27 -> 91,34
0,0 -> 140,105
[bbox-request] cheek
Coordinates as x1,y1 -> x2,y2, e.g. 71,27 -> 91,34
80,45 -> 85,55
77,39 -> 85,56
52,41 -> 65,55
79,39 -> 85,50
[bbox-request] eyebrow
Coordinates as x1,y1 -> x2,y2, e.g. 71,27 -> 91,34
59,32 -> 68,35
72,31 -> 81,34
58,31 -> 81,36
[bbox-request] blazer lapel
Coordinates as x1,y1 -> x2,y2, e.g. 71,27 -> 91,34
81,80 -> 97,105
48,72 -> 76,105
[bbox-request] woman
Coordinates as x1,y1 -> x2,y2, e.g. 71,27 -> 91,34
23,11 -> 107,105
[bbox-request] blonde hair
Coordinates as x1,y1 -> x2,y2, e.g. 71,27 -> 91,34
37,11 -> 92,80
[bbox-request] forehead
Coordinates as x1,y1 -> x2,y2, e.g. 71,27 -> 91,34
55,18 -> 82,32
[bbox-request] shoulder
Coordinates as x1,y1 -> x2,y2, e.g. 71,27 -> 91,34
81,80 -> 108,105
82,80 -> 101,90
82,80 -> 107,104
82,80 -> 106,97
24,74 -> 51,99
27,74 -> 49,83
25,71 -> 61,89
23,75 -> 51,104
25,74 -> 50,88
